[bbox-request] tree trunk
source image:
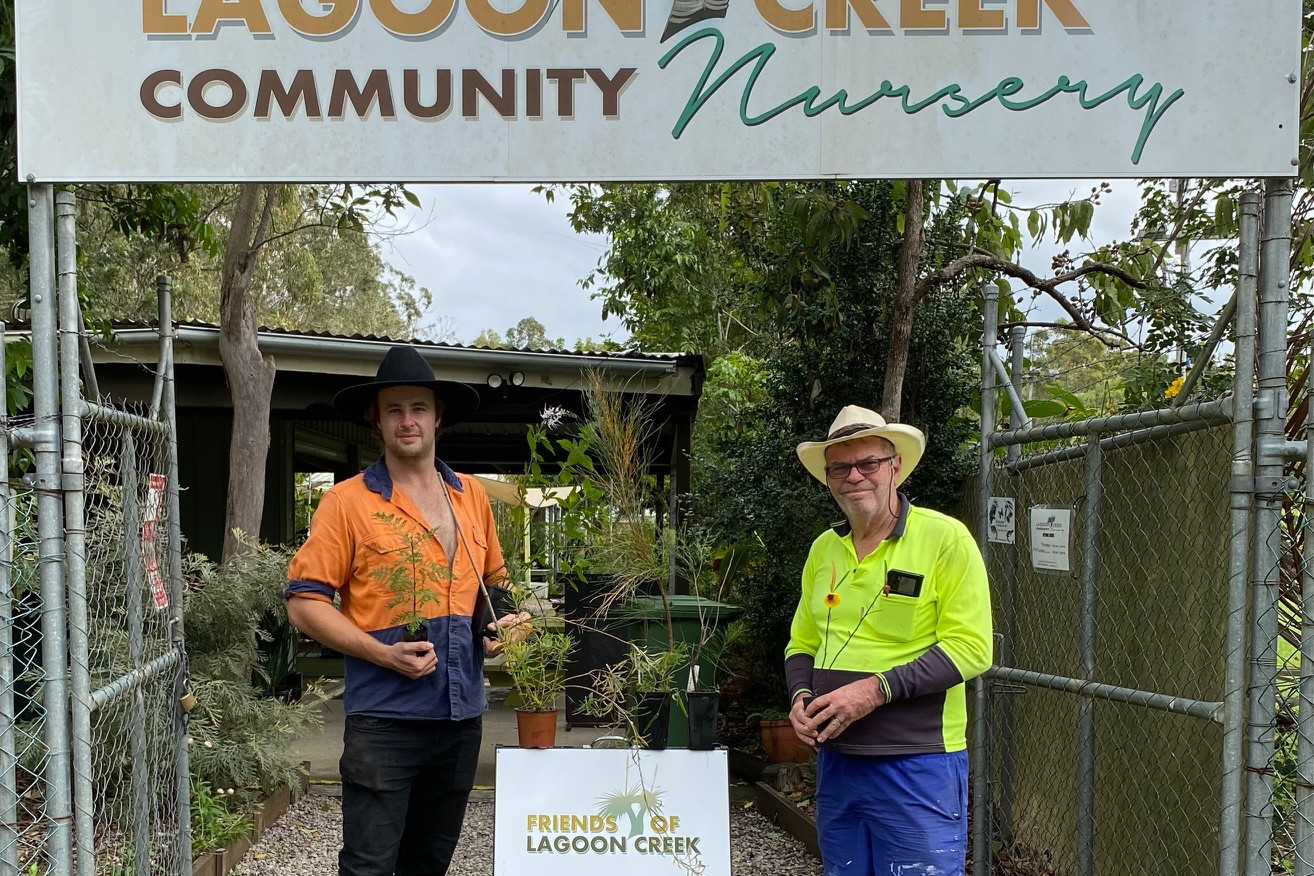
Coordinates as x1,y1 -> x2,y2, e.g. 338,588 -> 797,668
219,184 -> 280,561
882,180 -> 924,422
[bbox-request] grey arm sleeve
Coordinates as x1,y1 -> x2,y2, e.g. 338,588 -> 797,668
784,653 -> 816,701
883,644 -> 965,702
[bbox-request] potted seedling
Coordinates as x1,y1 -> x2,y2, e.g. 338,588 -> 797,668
751,706 -> 811,764
500,618 -> 575,748
368,512 -> 451,642
579,643 -> 687,750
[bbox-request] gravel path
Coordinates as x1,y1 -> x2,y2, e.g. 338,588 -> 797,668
233,791 -> 822,876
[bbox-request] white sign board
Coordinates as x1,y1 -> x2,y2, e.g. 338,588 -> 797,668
16,1 -> 1301,182
988,497 -> 1015,545
1029,506 -> 1071,572
494,748 -> 730,876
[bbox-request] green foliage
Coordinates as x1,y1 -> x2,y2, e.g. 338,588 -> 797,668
4,336 -> 30,414
500,624 -> 574,712
293,473 -> 329,539
182,542 -> 325,800
474,316 -> 567,350
189,780 -> 252,854
578,643 -> 689,746
367,512 -> 451,635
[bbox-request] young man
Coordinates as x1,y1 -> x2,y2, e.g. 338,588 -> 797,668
786,405 -> 992,875
286,345 -> 527,876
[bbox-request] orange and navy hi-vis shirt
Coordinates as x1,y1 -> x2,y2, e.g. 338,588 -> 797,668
285,457 -> 506,721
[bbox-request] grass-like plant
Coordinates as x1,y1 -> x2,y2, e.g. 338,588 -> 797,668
501,627 -> 575,713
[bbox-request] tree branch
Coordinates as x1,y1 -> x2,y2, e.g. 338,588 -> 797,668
914,248 -> 1151,339
998,320 -> 1139,349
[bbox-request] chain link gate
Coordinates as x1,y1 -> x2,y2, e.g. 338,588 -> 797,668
969,182 -> 1311,876
977,407 -> 1233,876
1,187 -> 192,876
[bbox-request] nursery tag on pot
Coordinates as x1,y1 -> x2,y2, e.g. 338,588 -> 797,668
494,748 -> 730,875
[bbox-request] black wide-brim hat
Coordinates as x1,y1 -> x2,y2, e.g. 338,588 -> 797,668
333,346 -> 480,426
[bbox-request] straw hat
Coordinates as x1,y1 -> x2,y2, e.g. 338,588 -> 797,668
796,405 -> 926,486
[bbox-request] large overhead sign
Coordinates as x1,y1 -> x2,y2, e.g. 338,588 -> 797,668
16,1 -> 1302,182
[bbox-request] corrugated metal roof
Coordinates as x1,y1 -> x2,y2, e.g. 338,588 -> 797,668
95,319 -> 688,362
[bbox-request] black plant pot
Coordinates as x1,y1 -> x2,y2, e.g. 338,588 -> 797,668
686,691 -> 720,751
802,695 -> 831,734
275,671 -> 304,704
402,621 -> 429,643
634,692 -> 672,751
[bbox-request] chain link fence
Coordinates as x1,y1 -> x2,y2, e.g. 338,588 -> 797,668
2,419 -> 54,876
978,416 -> 1232,876
73,409 -> 186,876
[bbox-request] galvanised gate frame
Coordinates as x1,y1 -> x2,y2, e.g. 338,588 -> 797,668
972,181 -> 1305,876
6,188 -> 191,876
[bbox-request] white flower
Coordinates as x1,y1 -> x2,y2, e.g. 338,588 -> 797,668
540,405 -> 568,428
203,740 -> 213,748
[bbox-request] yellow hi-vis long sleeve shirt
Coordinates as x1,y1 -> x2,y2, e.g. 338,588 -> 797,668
785,495 -> 992,755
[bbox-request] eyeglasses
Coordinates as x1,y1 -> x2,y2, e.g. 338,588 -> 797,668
824,455 -> 896,481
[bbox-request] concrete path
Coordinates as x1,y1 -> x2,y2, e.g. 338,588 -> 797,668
291,691 -> 614,791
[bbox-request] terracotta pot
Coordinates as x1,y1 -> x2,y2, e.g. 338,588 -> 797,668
516,709 -> 558,749
760,719 -> 810,764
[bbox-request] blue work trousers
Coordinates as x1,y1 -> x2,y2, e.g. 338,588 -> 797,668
338,714 -> 482,876
815,748 -> 968,876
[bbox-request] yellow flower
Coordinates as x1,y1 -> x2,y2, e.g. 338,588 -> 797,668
1164,376 -> 1185,399
824,592 -> 841,608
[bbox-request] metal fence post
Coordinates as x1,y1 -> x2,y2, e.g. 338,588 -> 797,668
157,276 -> 194,869
55,191 -> 95,876
996,324 -> 1024,843
1244,178 -> 1294,876
28,184 -> 74,876
972,286 -> 998,876
1078,431 -> 1103,876
1220,188 -> 1260,876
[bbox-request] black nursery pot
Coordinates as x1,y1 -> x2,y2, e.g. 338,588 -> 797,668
802,696 -> 831,734
402,621 -> 429,643
634,692 -> 672,751
686,691 -> 720,751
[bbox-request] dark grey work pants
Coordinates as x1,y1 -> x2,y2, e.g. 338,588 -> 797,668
338,714 -> 483,876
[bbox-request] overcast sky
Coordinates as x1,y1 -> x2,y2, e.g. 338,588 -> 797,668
380,180 -> 1148,349
381,184 -> 623,347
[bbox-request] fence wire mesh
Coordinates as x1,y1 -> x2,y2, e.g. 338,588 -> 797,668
981,417 -> 1233,876
72,406 -> 185,876
2,417 -> 54,876
1270,470 -> 1311,875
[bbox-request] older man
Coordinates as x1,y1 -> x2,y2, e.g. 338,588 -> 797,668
786,405 -> 992,876
286,345 -> 526,876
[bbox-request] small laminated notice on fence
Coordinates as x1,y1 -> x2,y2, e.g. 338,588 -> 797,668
142,474 -> 166,549
1029,507 -> 1072,573
988,497 -> 1016,545
148,568 -> 169,611
144,474 -> 166,522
